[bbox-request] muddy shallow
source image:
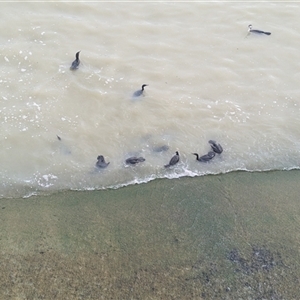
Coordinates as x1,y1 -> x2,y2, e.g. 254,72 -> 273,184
1,170 -> 300,299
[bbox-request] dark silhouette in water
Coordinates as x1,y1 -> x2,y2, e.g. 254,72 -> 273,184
126,156 -> 145,165
164,151 -> 179,168
133,84 -> 148,97
96,155 -> 110,168
248,25 -> 271,35
70,51 -> 80,70
209,140 -> 223,154
153,145 -> 169,153
192,151 -> 215,162
56,135 -> 71,154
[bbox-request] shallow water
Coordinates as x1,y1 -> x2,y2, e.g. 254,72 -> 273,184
1,171 -> 300,299
1,3 -> 300,198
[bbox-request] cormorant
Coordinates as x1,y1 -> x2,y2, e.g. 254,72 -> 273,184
164,151 -> 179,168
125,156 -> 145,165
133,84 -> 148,97
56,135 -> 71,154
192,151 -> 215,162
248,25 -> 271,35
96,155 -> 110,168
70,51 -> 80,70
208,140 -> 223,154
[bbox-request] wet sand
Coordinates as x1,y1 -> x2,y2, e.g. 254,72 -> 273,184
1,170 -> 300,299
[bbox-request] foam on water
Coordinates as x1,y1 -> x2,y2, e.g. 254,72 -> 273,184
1,3 -> 300,198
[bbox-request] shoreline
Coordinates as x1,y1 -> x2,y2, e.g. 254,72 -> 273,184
1,170 -> 300,299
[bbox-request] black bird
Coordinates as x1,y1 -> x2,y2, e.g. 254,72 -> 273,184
125,156 -> 145,165
193,151 -> 215,162
56,135 -> 71,154
208,140 -> 223,154
164,151 -> 180,168
248,24 -> 271,35
96,155 -> 110,168
70,51 -> 80,70
133,84 -> 148,97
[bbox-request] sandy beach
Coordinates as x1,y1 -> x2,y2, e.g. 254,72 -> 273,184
1,170 -> 300,299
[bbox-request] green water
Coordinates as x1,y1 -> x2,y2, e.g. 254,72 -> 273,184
1,171 -> 300,299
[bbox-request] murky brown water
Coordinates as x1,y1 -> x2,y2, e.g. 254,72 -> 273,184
1,2 -> 300,198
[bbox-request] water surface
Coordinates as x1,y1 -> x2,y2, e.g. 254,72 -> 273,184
1,2 -> 300,198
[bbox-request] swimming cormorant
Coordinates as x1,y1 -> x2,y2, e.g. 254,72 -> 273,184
96,155 -> 110,168
70,51 -> 80,70
125,156 -> 145,165
133,84 -> 148,97
56,135 -> 71,154
192,151 -> 215,162
208,140 -> 223,154
248,25 -> 271,35
164,151 -> 179,168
